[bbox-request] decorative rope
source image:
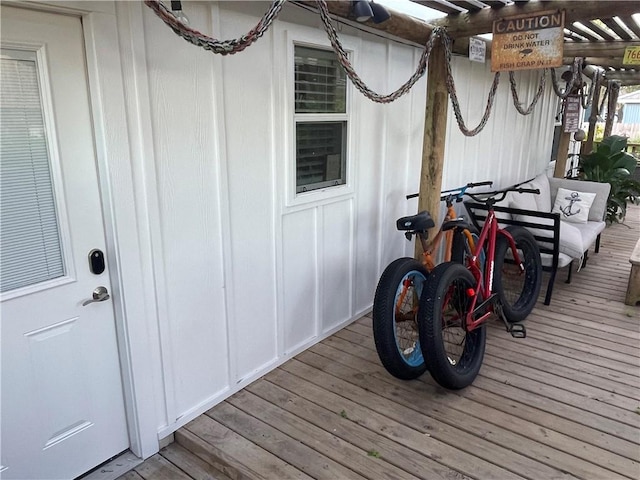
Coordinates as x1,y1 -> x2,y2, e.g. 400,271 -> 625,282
598,82 -> 610,117
509,69 -> 547,116
579,79 -> 594,109
143,0 -> 285,55
550,58 -> 583,99
144,0 -> 554,134
315,0 -> 440,103
441,32 -> 500,136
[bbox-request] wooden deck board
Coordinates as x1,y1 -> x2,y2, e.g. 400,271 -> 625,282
117,443 -> 233,480
316,330 -> 639,471
123,205 -> 640,479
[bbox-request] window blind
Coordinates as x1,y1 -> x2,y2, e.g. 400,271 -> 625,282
295,46 -> 346,114
1,55 -> 65,293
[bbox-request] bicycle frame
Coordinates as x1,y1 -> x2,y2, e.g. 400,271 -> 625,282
419,200 -> 475,271
411,181 -> 492,271
463,208 -> 523,332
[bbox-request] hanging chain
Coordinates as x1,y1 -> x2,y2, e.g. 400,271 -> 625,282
143,0 -> 285,55
550,57 -> 583,99
509,69 -> 547,116
440,33 -> 500,136
315,0 -> 439,103
143,0 -> 553,134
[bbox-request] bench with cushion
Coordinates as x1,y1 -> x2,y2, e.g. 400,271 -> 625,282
465,173 -> 611,305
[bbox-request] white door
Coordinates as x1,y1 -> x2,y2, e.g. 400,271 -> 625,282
1,6 -> 129,479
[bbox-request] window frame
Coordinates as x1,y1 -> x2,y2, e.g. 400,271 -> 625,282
286,35 -> 356,207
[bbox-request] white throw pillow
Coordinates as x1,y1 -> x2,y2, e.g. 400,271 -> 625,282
552,188 -> 596,224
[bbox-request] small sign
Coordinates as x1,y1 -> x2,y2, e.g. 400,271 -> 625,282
469,37 -> 486,63
623,46 -> 640,65
491,10 -> 565,72
563,95 -> 581,133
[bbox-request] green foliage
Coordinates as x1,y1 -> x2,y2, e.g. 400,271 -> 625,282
367,450 -> 381,458
579,135 -> 640,223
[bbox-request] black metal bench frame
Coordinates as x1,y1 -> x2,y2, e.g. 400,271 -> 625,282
464,201 -> 600,305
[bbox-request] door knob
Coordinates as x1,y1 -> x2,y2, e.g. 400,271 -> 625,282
82,286 -> 110,306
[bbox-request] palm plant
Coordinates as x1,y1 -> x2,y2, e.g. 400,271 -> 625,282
578,135 -> 640,224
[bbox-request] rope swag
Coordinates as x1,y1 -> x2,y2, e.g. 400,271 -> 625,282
143,0 -> 285,55
509,70 -> 547,116
144,0 -> 591,136
315,1 -> 439,103
440,32 -> 500,136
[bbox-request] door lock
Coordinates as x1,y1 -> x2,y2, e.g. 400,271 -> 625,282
88,249 -> 106,274
82,286 -> 110,306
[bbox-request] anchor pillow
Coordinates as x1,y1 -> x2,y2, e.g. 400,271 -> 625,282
551,188 -> 596,224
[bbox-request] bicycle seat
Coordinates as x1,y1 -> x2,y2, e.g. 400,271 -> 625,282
396,211 -> 435,232
442,217 -> 471,231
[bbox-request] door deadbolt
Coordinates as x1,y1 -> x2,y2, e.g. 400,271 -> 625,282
88,249 -> 105,275
89,248 -> 105,275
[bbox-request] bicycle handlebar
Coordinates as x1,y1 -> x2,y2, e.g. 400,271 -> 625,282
464,187 -> 540,204
406,180 -> 493,200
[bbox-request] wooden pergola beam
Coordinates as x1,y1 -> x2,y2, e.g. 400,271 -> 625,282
429,1 -> 640,38
297,0 -> 434,45
603,71 -> 640,86
567,56 -> 640,71
452,41 -> 640,70
296,2 -> 640,88
564,40 -> 640,58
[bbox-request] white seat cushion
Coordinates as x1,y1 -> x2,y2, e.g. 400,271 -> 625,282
541,251 -> 573,268
572,221 -> 606,249
558,220 -> 584,259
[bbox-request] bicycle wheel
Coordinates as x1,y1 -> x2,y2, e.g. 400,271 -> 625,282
373,258 -> 429,379
494,226 -> 542,323
419,262 -> 486,390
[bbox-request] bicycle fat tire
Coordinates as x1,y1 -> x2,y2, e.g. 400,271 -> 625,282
419,262 -> 486,390
494,226 -> 542,323
373,258 -> 429,379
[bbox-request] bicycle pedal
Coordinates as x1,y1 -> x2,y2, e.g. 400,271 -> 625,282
509,323 -> 527,338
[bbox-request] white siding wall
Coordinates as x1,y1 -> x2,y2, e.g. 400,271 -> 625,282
115,1 -> 555,436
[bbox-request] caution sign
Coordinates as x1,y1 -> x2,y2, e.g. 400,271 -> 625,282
491,10 -> 565,72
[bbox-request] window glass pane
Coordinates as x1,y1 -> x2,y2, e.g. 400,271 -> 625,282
296,122 -> 346,193
1,54 -> 64,292
295,46 -> 346,113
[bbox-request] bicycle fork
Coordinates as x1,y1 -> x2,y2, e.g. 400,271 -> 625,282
462,229 -> 527,338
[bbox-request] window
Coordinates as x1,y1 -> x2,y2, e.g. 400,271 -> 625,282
1,50 -> 65,292
294,45 -> 347,194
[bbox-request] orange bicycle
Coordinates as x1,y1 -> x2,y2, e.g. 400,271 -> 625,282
373,181 -> 492,379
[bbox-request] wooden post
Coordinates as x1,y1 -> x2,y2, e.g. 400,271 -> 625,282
416,41 -> 448,258
582,71 -> 603,155
554,80 -> 583,178
553,130 -> 572,178
603,81 -> 620,138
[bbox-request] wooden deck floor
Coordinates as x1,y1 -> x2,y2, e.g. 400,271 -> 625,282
122,206 -> 640,480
